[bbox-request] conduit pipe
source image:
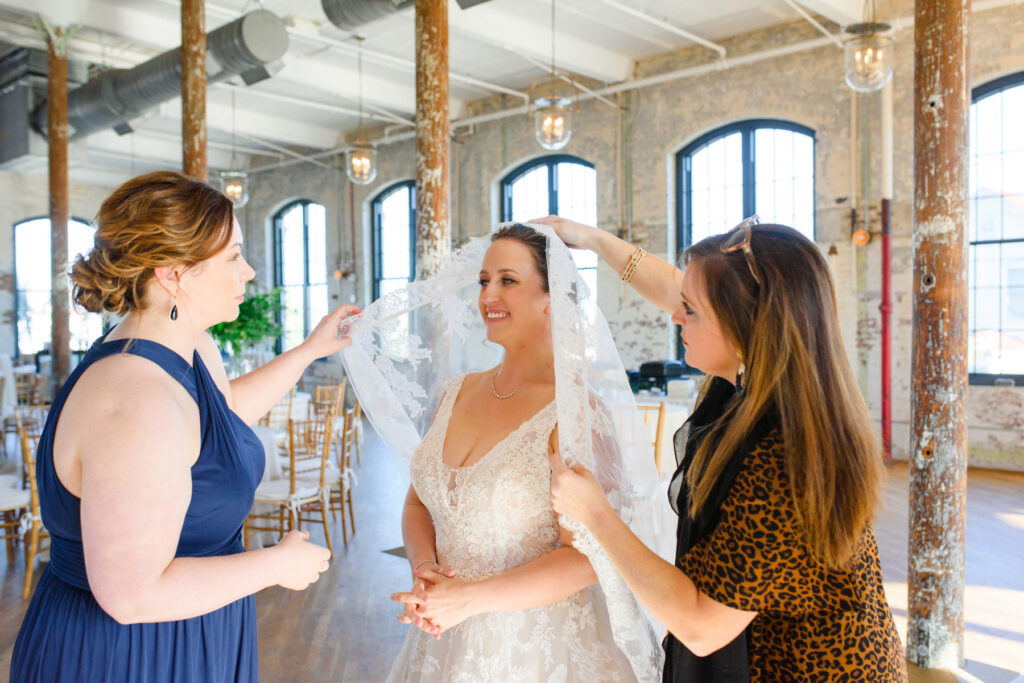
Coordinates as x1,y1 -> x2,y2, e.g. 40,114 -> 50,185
880,77 -> 893,463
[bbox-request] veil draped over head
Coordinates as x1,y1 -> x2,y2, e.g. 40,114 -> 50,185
340,222 -> 672,682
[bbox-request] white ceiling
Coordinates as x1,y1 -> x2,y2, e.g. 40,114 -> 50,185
0,0 -> 864,184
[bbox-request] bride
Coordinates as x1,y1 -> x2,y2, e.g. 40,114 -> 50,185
341,223 -> 668,682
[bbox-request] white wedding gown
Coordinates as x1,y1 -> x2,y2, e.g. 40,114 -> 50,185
386,376 -> 638,683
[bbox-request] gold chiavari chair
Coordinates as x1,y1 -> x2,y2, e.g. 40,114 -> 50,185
314,379 -> 347,418
327,407 -> 357,545
15,373 -> 47,406
636,402 -> 668,473
0,469 -> 30,569
244,408 -> 336,555
15,411 -> 48,599
258,387 -> 295,430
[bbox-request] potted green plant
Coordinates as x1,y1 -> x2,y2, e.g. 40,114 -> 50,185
209,284 -> 284,359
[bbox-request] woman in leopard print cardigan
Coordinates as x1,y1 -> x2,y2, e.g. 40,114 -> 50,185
538,215 -> 906,682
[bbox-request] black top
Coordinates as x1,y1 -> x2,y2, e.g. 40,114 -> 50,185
662,377 -> 776,683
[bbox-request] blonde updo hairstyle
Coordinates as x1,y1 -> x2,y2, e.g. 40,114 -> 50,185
71,171 -> 234,315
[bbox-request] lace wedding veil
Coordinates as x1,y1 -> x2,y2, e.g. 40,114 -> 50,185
340,221 -> 672,681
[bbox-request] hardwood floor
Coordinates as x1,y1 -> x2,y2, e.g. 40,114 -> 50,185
0,434 -> 1021,682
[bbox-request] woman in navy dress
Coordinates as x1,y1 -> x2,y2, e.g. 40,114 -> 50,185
11,171 -> 359,682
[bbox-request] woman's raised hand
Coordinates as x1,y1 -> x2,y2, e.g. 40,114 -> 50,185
528,215 -> 599,251
300,304 -> 362,360
272,530 -> 331,590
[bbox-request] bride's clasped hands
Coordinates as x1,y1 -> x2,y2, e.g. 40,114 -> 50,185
391,564 -> 470,639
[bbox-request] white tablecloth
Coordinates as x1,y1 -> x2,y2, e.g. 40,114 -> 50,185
252,425 -> 280,485
639,398 -> 693,474
0,355 -> 17,416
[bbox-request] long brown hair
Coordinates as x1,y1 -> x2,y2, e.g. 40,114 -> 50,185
684,224 -> 883,568
71,171 -> 234,315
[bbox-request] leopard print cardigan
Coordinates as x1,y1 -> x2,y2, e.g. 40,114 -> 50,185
678,430 -> 908,682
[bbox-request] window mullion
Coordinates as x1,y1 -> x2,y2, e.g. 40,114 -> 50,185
743,129 -> 756,218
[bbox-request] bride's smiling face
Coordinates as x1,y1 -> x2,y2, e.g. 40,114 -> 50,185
478,238 -> 550,346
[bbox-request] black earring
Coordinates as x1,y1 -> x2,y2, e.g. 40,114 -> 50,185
735,362 -> 746,397
170,303 -> 178,321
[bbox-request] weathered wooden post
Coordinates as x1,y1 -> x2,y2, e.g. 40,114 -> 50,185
182,0 -> 207,180
414,0 -> 450,280
45,22 -> 71,389
908,0 -> 970,670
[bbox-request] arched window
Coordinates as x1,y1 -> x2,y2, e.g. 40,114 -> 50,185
274,200 -> 328,352
675,120 -> 815,362
371,180 -> 416,300
969,72 -> 1024,384
14,216 -> 102,356
501,155 -> 598,295
676,119 -> 815,249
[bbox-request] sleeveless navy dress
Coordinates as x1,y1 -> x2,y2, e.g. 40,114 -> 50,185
11,336 -> 264,682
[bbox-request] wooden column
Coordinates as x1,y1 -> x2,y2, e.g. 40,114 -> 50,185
47,25 -> 71,389
908,0 -> 970,669
182,0 -> 207,180
414,0 -> 450,280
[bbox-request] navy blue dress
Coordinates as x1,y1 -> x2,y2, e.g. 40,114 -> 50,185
11,336 -> 265,682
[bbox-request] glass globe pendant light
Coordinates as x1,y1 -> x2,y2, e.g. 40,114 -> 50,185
528,0 -> 577,151
346,38 -> 377,185
219,89 -> 250,207
844,0 -> 894,93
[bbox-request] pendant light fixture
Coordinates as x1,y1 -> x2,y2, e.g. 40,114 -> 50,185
219,89 -> 250,207
346,37 -> 377,185
528,0 -> 577,151
844,0 -> 894,93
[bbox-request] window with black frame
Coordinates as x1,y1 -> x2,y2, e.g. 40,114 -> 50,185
274,200 -> 328,353
675,119 -> 816,362
14,216 -> 103,356
372,180 -> 416,301
501,155 -> 598,296
969,72 -> 1024,385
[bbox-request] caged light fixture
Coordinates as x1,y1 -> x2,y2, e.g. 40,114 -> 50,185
844,0 -> 894,93
346,37 -> 377,185
527,0 -> 578,151
219,89 -> 250,207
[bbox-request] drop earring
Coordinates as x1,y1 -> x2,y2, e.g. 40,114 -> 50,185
735,351 -> 746,397
170,297 -> 178,321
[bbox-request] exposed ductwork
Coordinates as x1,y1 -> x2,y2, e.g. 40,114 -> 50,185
320,0 -> 492,32
30,10 -> 288,140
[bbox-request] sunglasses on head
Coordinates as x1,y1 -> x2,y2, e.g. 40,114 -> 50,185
720,215 -> 761,286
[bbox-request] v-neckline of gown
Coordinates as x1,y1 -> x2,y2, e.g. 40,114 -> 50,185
439,375 -> 555,473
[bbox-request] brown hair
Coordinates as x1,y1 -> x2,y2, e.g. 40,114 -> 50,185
492,223 -> 549,292
71,171 -> 234,315
684,224 -> 884,568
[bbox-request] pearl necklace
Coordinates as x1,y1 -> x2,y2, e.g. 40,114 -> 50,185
490,369 -> 520,400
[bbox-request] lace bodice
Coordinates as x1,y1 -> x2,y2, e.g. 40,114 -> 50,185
410,376 -> 559,582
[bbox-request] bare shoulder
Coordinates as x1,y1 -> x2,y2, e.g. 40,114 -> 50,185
58,353 -> 198,463
460,370 -> 492,391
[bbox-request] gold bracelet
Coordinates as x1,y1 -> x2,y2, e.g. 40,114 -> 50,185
620,247 -> 647,283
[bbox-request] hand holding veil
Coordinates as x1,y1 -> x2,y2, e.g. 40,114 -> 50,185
340,222 -> 674,682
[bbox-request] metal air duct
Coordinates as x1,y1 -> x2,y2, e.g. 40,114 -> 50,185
31,9 -> 288,139
320,0 -> 491,32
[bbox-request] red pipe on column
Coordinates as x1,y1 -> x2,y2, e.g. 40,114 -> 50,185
880,198 -> 892,463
